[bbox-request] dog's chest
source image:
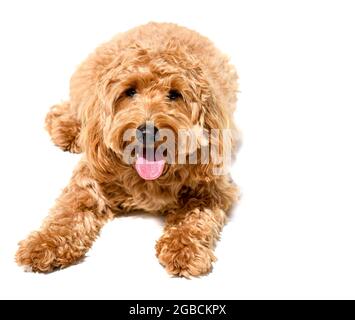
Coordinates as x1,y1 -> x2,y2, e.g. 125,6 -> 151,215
107,183 -> 177,213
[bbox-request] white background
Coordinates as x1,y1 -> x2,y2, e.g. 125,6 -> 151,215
0,0 -> 354,300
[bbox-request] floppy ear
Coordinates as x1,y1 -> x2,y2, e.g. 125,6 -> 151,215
46,38 -> 124,154
45,101 -> 82,153
190,69 -> 238,178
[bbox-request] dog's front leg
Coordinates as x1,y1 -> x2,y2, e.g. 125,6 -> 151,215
16,163 -> 112,272
156,207 -> 227,278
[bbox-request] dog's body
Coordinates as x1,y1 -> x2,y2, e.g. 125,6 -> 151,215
16,23 -> 239,277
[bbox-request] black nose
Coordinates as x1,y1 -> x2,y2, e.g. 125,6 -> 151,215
136,123 -> 159,145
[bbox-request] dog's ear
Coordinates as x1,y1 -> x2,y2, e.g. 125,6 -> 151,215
45,102 -> 82,153
190,69 -> 238,178
53,40 -> 127,155
44,41 -> 119,154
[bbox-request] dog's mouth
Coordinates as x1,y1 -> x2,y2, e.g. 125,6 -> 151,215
134,146 -> 166,181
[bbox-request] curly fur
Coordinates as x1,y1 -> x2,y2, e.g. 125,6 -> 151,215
16,22 -> 239,277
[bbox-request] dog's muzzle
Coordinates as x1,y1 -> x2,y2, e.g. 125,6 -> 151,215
134,122 -> 165,181
136,122 -> 159,146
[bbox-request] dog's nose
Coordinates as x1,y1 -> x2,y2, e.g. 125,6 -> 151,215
136,123 -> 159,145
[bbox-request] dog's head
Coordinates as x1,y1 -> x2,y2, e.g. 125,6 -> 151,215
78,46 -> 233,184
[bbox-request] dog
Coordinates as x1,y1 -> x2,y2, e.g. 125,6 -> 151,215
16,22 -> 239,277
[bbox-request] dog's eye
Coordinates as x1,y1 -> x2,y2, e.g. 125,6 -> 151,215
125,88 -> 137,97
168,90 -> 182,101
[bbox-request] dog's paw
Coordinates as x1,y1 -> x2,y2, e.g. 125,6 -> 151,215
16,232 -> 58,273
16,232 -> 61,273
156,231 -> 216,278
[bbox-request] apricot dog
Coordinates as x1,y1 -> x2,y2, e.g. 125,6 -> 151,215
16,22 -> 239,277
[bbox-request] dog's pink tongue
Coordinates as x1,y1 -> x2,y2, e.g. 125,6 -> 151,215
135,156 -> 165,180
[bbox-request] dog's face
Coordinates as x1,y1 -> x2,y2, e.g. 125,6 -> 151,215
82,49 -> 230,182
